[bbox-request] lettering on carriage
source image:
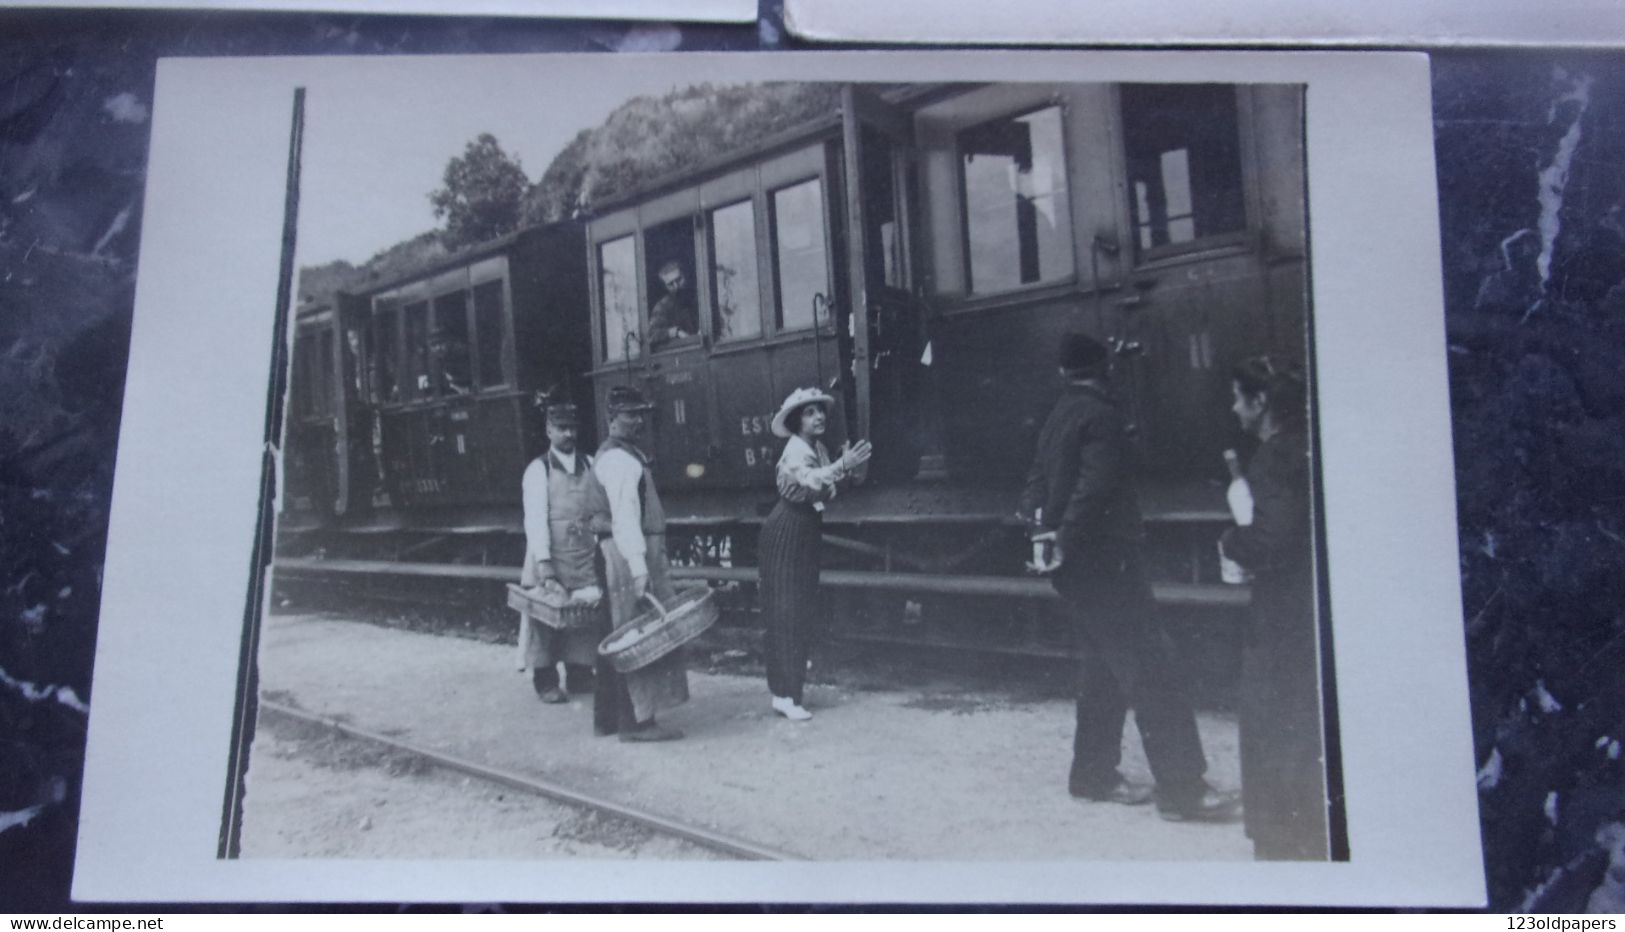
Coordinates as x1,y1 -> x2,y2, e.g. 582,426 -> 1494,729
743,443 -> 775,469
739,415 -> 768,436
665,371 -> 694,385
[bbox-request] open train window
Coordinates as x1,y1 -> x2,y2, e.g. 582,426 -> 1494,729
314,328 -> 334,419
958,105 -> 1074,294
430,290 -> 472,396
599,235 -> 640,363
292,331 -> 315,419
1121,84 -> 1246,261
402,300 -> 430,401
708,199 -> 762,343
771,178 -> 830,331
367,301 -> 399,404
471,279 -> 508,390
643,215 -> 700,353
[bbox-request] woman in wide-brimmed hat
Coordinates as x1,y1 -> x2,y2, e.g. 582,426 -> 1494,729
758,387 -> 872,720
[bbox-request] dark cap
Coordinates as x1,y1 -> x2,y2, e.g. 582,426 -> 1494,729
606,384 -> 655,414
1058,332 -> 1109,374
544,402 -> 580,426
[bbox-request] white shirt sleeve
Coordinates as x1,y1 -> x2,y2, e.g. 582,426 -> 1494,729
594,448 -> 648,578
521,458 -> 551,576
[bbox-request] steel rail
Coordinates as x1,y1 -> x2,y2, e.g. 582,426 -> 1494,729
257,699 -> 796,862
271,557 -> 1250,607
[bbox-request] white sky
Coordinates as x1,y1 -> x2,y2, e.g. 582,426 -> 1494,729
293,57 -> 698,267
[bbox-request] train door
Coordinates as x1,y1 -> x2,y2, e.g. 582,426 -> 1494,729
840,86 -> 934,481
286,307 -> 340,518
1111,83 -> 1273,476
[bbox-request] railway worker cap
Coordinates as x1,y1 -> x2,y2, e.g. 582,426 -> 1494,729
544,401 -> 580,426
606,384 -> 655,415
771,387 -> 836,439
1058,332 -> 1109,377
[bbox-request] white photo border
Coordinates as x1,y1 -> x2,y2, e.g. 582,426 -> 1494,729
74,50 -> 1482,906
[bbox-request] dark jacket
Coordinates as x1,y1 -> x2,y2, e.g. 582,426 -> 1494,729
1221,426 -> 1329,856
1221,428 -> 1311,583
1020,380 -> 1144,551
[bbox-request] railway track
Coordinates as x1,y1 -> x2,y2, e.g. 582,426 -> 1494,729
257,699 -> 795,861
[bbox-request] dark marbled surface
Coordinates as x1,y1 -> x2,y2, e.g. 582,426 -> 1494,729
1,16 -> 1621,911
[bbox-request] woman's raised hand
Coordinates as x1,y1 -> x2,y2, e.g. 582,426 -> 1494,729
841,439 -> 874,471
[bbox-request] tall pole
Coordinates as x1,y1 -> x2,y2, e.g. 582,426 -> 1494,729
219,87 -> 305,858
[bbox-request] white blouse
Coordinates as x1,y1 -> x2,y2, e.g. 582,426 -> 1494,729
775,435 -> 849,507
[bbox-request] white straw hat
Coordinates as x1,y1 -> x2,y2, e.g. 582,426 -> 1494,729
770,387 -> 836,438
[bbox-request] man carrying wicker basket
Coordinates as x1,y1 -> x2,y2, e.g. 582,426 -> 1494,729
592,385 -> 688,742
518,400 -> 612,704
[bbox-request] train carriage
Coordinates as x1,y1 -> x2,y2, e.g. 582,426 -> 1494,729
579,82 -> 1308,579
282,223 -> 590,530
279,78 -> 1310,647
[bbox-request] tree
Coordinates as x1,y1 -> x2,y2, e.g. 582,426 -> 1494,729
429,133 -> 530,250
529,83 -> 842,221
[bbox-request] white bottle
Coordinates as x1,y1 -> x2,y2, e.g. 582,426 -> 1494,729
1223,449 -> 1254,526
1219,449 -> 1254,585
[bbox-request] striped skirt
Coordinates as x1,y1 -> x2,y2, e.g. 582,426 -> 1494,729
758,498 -> 823,704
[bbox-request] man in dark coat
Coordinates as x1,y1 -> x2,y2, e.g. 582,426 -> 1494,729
1220,356 -> 1330,859
1021,332 -> 1238,822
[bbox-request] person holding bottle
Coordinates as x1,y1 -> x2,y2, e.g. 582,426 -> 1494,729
758,387 -> 871,721
1220,355 -> 1331,860
1021,333 -> 1237,822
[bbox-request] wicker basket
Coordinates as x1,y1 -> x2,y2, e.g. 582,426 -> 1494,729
506,583 -> 602,631
598,586 -> 718,674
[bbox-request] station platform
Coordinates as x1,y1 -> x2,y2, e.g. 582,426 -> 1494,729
245,611 -> 1250,862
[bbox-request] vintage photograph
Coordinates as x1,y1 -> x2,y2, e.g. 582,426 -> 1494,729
234,63 -> 1340,865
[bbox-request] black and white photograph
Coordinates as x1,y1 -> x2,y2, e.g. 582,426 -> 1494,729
73,51 -> 1481,905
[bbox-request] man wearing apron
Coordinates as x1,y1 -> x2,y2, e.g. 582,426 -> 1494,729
519,401 -> 611,704
593,385 -> 688,742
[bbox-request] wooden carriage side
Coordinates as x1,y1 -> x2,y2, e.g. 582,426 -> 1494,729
580,80 -> 1310,504
324,223 -> 589,524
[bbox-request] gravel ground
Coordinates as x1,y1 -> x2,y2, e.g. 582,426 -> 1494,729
242,611 -> 1251,862
240,712 -> 719,860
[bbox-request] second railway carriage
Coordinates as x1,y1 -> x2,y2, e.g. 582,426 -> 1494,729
280,79 -> 1311,647
282,223 -> 590,530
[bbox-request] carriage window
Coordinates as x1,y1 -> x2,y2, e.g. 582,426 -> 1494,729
1122,84 -> 1246,257
599,236 -> 639,363
314,328 -> 335,418
644,216 -> 700,352
472,280 -> 508,389
959,105 -> 1074,294
862,127 -> 905,290
292,331 -> 315,418
402,300 -> 430,400
368,304 -> 399,403
772,179 -> 830,331
708,200 -> 762,342
431,291 -> 472,396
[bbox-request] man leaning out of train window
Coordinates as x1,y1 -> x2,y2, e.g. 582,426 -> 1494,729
648,260 -> 698,350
